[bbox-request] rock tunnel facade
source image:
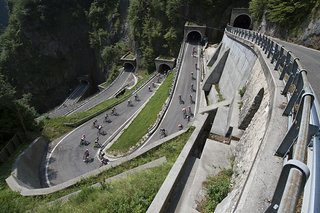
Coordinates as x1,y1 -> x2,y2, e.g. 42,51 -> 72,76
123,62 -> 135,71
230,8 -> 252,29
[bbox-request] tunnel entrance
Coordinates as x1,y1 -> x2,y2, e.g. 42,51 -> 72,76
158,64 -> 171,74
123,63 -> 135,72
233,14 -> 251,29
187,31 -> 202,43
79,80 -> 89,84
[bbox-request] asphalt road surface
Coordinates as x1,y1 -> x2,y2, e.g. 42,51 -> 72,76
45,75 -> 162,185
69,70 -> 134,114
142,42 -> 201,146
274,38 -> 320,100
48,68 -> 133,118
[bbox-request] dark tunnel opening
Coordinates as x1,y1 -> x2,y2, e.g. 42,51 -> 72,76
123,63 -> 135,72
187,31 -> 202,44
158,64 -> 171,74
233,14 -> 251,29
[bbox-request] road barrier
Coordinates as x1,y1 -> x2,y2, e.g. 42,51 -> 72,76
226,25 -> 320,213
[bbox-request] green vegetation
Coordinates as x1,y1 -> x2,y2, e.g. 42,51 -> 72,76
0,73 -> 38,145
249,0 -> 317,26
108,70 -> 175,154
0,126 -> 193,212
215,84 -> 225,102
100,65 -> 121,89
238,101 -> 244,110
239,86 -> 246,98
199,168 -> 233,212
41,74 -> 151,140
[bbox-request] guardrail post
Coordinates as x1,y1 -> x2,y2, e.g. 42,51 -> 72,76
282,72 -> 296,96
279,53 -> 292,80
267,40 -> 274,58
283,70 -> 305,116
266,160 -> 310,213
278,91 -> 314,212
275,46 -> 285,70
276,91 -> 317,157
262,36 -> 267,51
251,32 -> 255,42
264,38 -> 270,54
271,43 -> 279,64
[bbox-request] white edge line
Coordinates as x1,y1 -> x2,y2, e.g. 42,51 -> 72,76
98,76 -> 161,157
45,121 -> 89,187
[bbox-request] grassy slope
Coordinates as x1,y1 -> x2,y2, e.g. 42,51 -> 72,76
0,127 -> 193,212
41,73 -> 151,140
108,70 -> 174,154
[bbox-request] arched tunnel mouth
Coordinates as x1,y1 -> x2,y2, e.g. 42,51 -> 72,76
123,63 -> 135,72
158,64 -> 171,74
233,14 -> 251,29
187,31 -> 202,44
80,80 -> 89,84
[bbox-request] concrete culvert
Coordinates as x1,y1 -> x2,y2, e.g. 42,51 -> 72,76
158,64 -> 171,74
123,63 -> 135,72
187,31 -> 202,43
233,14 -> 251,29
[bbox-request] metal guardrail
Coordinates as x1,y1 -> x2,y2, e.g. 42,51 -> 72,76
226,25 -> 320,212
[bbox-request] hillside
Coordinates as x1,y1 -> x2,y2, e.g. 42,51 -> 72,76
0,0 -> 249,144
250,0 -> 320,49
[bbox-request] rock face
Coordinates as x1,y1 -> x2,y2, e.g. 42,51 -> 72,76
257,10 -> 320,50
1,1 -> 101,113
298,18 -> 320,49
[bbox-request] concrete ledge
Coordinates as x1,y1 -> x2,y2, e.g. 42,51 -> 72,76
147,113 -> 209,213
198,99 -> 232,114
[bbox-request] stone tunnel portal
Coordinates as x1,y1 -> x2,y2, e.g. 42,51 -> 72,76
187,31 -> 202,43
233,14 -> 251,29
158,64 -> 171,74
123,62 -> 135,72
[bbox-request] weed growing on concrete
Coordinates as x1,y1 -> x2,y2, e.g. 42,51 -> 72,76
238,101 -> 243,110
214,84 -> 225,102
239,85 -> 247,98
198,168 -> 233,212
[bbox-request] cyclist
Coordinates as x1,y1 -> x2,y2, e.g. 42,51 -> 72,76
83,149 -> 89,162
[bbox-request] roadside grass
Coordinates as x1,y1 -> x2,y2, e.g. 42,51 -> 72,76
0,127 -> 194,212
41,72 -> 151,141
37,165 -> 170,213
107,70 -> 175,154
198,168 -> 233,212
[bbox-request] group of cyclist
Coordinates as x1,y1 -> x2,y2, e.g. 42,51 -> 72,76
81,107 -> 120,162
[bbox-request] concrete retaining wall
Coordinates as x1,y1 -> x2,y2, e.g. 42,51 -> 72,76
214,31 -> 287,212
147,113 -> 210,213
9,137 -> 49,189
218,34 -> 257,101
